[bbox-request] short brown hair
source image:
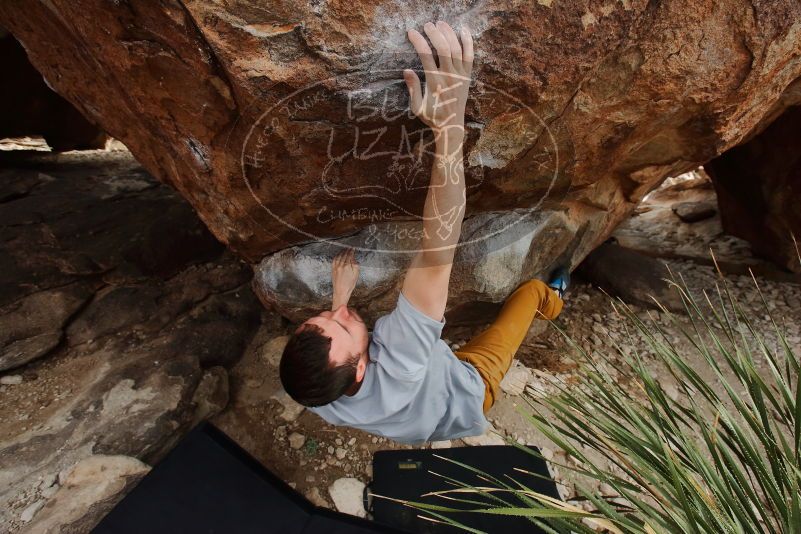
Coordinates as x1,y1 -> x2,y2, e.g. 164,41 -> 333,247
279,323 -> 359,407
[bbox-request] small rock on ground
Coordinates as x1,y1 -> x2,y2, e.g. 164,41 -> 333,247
288,433 -> 306,450
328,478 -> 366,518
0,375 -> 23,385
306,487 -> 328,507
499,360 -> 532,396
271,387 -> 305,422
462,426 -> 506,446
19,501 -> 45,523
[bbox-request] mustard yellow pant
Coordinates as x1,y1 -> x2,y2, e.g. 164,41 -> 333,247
454,279 -> 564,413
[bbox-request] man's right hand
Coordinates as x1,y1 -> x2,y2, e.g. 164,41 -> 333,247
404,21 -> 473,136
400,21 -> 473,323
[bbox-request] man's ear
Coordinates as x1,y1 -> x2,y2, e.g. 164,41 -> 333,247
355,354 -> 367,382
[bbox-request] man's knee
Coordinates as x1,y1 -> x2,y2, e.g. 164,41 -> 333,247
511,279 -> 550,301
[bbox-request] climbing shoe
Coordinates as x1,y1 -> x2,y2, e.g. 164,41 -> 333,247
547,266 -> 570,299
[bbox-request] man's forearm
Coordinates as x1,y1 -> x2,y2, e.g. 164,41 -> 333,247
331,290 -> 351,310
419,129 -> 466,266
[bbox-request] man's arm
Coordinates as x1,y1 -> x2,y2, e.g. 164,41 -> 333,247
331,247 -> 359,310
401,21 -> 473,321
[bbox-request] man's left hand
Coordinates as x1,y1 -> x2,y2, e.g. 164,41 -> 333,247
332,247 -> 360,310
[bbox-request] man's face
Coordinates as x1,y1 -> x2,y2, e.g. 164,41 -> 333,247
302,305 -> 370,381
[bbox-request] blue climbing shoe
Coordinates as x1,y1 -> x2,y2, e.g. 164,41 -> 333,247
547,266 -> 570,299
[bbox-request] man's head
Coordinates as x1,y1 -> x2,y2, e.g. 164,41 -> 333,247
280,305 -> 370,407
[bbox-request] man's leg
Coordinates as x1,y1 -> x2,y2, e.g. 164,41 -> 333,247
454,279 -> 563,412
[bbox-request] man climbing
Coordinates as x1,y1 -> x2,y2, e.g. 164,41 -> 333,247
279,20 -> 569,445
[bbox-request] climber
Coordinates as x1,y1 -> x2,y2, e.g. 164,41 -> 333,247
279,20 -> 569,445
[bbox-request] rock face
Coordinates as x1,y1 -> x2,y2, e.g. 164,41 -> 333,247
705,106 -> 801,273
0,152 -> 263,532
0,32 -> 106,151
1,1 -> 800,317
19,455 -> 150,534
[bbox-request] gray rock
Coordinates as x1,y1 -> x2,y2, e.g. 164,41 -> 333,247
462,425 -> 506,446
599,482 -> 616,496
19,501 -> 45,524
0,375 -> 22,385
576,242 -> 684,312
0,284 -> 93,371
190,367 -> 230,426
254,210 -> 578,325
271,387 -> 305,422
19,455 -> 149,534
0,158 -> 262,532
328,478 -> 366,517
499,361 -> 532,396
671,201 -> 717,223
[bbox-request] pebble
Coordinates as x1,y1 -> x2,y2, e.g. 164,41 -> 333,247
526,376 -> 548,396
20,500 -> 45,523
499,360 -> 531,396
306,487 -> 327,507
430,440 -> 452,449
462,425 -> 506,446
0,375 -> 23,385
335,447 -> 347,460
288,432 -> 306,450
270,388 -> 305,422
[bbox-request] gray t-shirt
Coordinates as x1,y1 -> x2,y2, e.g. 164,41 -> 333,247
309,292 -> 489,445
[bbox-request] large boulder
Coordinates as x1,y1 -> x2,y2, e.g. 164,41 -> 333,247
255,209 -> 577,324
705,105 -> 801,273
2,1 -> 800,317
575,241 -> 684,312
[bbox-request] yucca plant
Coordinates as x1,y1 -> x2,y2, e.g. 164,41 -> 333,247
392,255 -> 800,533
